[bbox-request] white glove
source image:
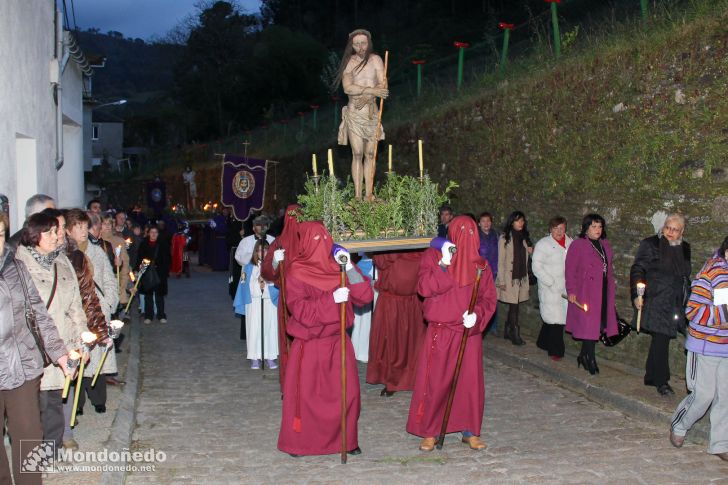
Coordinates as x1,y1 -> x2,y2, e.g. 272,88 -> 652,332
440,242 -> 456,266
463,311 -> 477,329
272,249 -> 285,269
333,287 -> 350,303
334,248 -> 354,271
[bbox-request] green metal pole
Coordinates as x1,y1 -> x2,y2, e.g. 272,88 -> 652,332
551,2 -> 561,59
313,110 -> 318,130
499,28 -> 511,75
640,0 -> 648,20
456,48 -> 465,90
416,64 -> 423,97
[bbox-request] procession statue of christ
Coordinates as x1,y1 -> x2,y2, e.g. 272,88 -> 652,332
333,29 -> 388,200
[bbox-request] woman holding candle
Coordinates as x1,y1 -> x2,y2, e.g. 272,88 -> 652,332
14,212 -> 85,453
101,213 -> 131,310
277,221 -> 373,456
496,211 -> 532,346
0,213 -> 70,485
135,225 -> 170,324
629,213 -> 691,396
65,209 -> 118,414
565,214 -> 619,375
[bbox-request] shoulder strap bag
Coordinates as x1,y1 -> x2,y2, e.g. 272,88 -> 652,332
13,260 -> 53,367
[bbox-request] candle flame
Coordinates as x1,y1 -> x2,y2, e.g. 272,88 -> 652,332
129,271 -> 135,282
81,332 -> 97,344
68,349 -> 82,360
142,259 -> 151,265
110,320 -> 125,330
582,304 -> 589,312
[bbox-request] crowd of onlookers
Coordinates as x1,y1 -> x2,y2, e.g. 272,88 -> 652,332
437,205 -> 727,461
0,193 -> 184,484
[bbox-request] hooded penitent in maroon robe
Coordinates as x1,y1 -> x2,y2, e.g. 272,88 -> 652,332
277,222 -> 373,455
261,205 -> 301,391
406,216 -> 497,439
366,250 -> 426,392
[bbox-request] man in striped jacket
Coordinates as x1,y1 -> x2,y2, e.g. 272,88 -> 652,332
669,236 -> 728,461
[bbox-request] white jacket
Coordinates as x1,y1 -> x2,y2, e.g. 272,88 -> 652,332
531,235 -> 572,325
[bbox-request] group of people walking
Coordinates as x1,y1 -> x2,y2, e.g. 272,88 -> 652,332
0,194 -> 180,484
238,202 -> 726,463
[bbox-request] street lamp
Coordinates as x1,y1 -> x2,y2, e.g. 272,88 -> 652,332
94,99 -> 127,109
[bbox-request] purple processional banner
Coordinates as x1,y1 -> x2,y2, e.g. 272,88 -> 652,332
220,155 -> 268,221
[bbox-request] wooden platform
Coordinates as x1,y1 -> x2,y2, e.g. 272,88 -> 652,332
336,236 -> 432,253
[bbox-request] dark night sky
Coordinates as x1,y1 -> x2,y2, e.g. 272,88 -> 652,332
68,0 -> 262,40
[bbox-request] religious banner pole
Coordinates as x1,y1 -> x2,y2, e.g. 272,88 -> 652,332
260,264 -> 265,371
369,50 -> 389,196
436,264 -> 485,450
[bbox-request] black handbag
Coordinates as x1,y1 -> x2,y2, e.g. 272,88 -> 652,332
600,311 -> 632,347
14,260 -> 53,367
140,245 -> 161,292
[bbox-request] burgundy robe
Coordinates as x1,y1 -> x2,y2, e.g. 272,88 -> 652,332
366,251 -> 426,391
277,274 -> 374,455
406,248 -> 497,438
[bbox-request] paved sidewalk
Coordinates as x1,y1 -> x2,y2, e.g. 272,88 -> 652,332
125,270 -> 727,484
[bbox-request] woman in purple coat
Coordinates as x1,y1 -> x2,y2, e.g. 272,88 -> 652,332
565,214 -> 618,375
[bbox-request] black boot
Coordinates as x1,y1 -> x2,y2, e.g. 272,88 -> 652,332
511,321 -> 525,346
503,321 -> 512,341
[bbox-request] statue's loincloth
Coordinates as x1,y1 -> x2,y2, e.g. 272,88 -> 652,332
338,106 -> 385,145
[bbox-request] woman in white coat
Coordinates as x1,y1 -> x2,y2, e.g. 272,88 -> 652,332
532,217 -> 572,360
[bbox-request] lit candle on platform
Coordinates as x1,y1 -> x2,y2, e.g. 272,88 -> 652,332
418,139 -> 424,177
327,148 -> 334,177
312,154 -> 318,176
388,144 -> 392,172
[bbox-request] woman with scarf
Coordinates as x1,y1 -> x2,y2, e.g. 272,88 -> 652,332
407,216 -> 497,452
277,222 -> 373,456
630,213 -> 691,395
135,225 -> 170,324
261,204 -> 301,392
64,209 -> 118,414
565,214 -> 619,375
15,212 -> 87,452
496,211 -> 532,345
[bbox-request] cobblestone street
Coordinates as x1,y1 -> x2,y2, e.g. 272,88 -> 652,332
126,269 -> 727,484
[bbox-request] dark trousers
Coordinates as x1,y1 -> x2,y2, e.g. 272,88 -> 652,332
0,377 -> 42,485
580,339 -> 597,360
38,389 -> 63,450
537,323 -> 565,357
144,288 -> 166,319
77,376 -> 107,410
506,303 -> 520,328
645,333 -> 671,386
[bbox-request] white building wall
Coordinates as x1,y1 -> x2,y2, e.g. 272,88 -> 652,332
0,0 -> 57,232
58,58 -> 85,208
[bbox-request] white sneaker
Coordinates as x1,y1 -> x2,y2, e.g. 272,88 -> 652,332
159,318 -> 167,323
143,319 -> 152,324
250,359 -> 261,370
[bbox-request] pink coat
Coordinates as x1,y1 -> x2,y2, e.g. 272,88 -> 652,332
564,238 -> 618,340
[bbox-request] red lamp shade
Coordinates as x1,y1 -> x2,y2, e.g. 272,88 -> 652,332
544,0 -> 561,3
453,41 -> 470,49
297,111 -> 304,117
280,119 -> 289,124
310,104 -> 320,110
411,59 -> 426,65
498,22 -> 515,30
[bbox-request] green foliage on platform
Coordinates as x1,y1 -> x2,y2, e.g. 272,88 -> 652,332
297,173 -> 456,241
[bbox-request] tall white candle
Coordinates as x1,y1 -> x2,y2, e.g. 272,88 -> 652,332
418,140 -> 424,177
327,149 -> 334,177
312,154 -> 318,176
388,145 -> 392,172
